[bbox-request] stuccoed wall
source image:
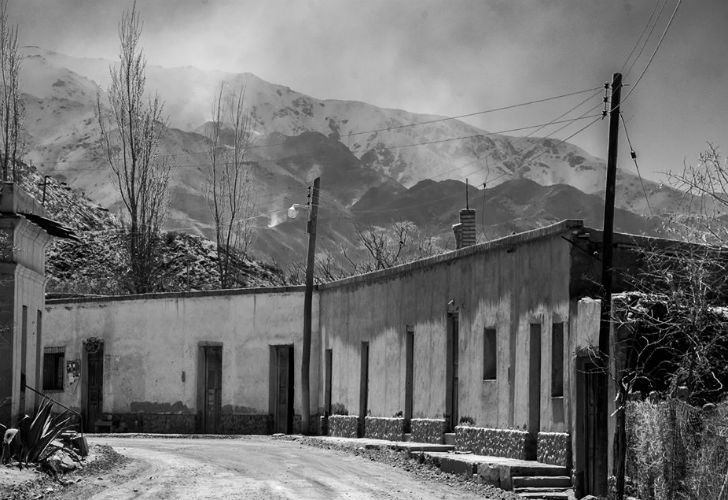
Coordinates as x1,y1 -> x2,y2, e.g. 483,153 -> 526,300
318,223 -> 576,434
455,426 -> 530,460
537,431 -> 571,466
364,417 -> 405,441
411,418 -> 446,444
44,287 -> 317,431
328,415 -> 359,438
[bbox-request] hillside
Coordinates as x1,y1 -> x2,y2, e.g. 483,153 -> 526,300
353,177 -> 662,242
12,46 -> 683,281
20,47 -> 682,214
13,167 -> 284,296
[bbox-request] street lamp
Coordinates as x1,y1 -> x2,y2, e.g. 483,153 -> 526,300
287,203 -> 308,219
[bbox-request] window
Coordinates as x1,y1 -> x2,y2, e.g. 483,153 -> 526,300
43,346 -> 65,391
551,322 -> 564,397
483,327 -> 497,380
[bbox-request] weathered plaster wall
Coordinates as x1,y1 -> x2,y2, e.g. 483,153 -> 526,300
318,223 -> 578,434
43,287 -> 317,421
0,215 -> 50,425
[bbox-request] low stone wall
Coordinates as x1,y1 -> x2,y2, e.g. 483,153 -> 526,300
220,414 -> 270,434
455,426 -> 529,459
113,413 -> 196,434
328,415 -> 359,438
537,432 -> 570,466
364,417 -> 405,441
411,418 -> 446,444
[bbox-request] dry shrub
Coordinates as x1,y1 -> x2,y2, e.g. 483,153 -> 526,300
626,399 -> 728,499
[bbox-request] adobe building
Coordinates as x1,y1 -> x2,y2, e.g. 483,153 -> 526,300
0,193 -> 686,497
0,183 -> 74,425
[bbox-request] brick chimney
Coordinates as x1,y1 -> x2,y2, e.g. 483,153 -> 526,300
452,208 -> 476,249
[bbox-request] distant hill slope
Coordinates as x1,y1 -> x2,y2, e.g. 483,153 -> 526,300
15,46 -> 682,276
14,167 -> 284,295
353,177 -> 662,242
20,47 -> 682,214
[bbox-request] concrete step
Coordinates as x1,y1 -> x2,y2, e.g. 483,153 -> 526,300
515,488 -> 573,499
509,465 -> 568,477
513,476 -> 571,488
443,432 -> 456,445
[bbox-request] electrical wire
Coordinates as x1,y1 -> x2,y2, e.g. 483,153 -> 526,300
620,113 -> 654,216
623,0 -> 682,103
622,0 -> 668,77
344,86 -> 602,138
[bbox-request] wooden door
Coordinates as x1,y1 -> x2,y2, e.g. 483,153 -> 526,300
85,344 -> 104,432
203,346 -> 222,433
324,349 -> 332,416
446,314 -> 459,431
359,342 -> 369,436
270,345 -> 293,434
404,326 -> 414,423
575,356 -> 601,497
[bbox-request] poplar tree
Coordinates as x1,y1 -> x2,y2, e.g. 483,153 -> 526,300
97,1 -> 170,293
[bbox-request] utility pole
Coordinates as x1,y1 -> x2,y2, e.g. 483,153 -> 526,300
596,72 -> 622,497
301,176 -> 320,435
41,175 -> 50,205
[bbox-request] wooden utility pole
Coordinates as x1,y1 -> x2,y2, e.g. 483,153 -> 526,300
596,72 -> 622,497
301,176 -> 320,435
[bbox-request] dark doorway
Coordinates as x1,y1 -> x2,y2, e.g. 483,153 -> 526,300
84,341 -> 104,432
269,344 -> 294,433
324,349 -> 333,416
202,346 -> 222,433
446,313 -> 459,431
528,323 -> 542,452
575,355 -> 601,497
404,326 -> 414,424
359,342 -> 369,436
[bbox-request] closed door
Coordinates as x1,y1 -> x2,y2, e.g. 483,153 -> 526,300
404,327 -> 414,422
85,346 -> 104,432
359,342 -> 369,432
203,347 -> 222,433
446,314 -> 459,431
270,345 -> 294,434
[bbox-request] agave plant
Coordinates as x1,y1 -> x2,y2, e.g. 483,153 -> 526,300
17,399 -> 74,465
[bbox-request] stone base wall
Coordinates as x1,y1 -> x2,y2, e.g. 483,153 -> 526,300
112,413 -> 196,434
104,413 -> 270,434
411,418 -> 446,444
537,432 -> 570,467
455,426 -> 529,459
328,415 -> 359,438
364,417 -> 405,441
220,414 -> 270,434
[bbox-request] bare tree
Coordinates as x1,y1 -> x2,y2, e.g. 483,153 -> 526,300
97,1 -> 170,293
205,81 -> 256,288
0,0 -> 22,182
355,221 -> 444,272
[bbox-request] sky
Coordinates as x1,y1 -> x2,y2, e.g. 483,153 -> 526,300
9,0 -> 728,183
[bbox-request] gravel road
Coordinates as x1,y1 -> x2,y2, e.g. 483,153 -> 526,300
57,436 -> 494,499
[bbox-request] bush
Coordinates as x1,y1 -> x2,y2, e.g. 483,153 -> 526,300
627,399 -> 728,499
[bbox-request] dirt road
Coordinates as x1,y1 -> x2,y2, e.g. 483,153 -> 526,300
63,436 -> 488,499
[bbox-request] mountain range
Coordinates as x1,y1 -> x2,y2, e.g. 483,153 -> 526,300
18,46 -> 680,272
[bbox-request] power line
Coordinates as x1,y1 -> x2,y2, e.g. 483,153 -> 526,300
623,0 -> 682,103
620,113 -> 654,216
522,115 -> 604,168
385,114 -> 602,150
345,86 -> 602,138
621,0 -> 668,76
